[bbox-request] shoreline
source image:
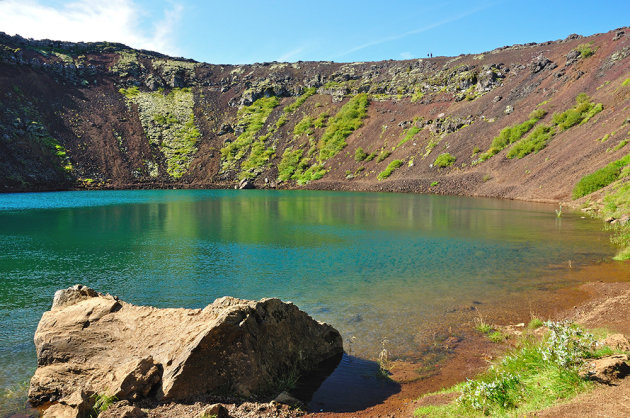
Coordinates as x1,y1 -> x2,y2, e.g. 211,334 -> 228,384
316,260 -> 630,417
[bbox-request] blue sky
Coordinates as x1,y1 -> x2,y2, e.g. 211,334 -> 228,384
0,0 -> 627,64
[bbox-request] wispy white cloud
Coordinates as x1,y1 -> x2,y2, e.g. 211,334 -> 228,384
277,46 -> 305,62
335,3 -> 495,58
400,51 -> 412,59
0,0 -> 183,55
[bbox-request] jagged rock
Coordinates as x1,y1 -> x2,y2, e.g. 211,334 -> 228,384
580,354 -> 630,384
504,105 -> 514,114
41,390 -> 94,418
239,178 -> 255,189
29,285 -> 343,416
565,49 -> 581,66
530,54 -> 554,73
603,334 -> 630,351
493,95 -> 502,102
613,30 -> 625,41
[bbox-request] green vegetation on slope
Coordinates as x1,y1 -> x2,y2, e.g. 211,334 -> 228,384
415,322 -> 620,417
283,87 -> 316,114
317,93 -> 369,162
507,125 -> 555,159
434,152 -> 456,167
277,147 -> 303,183
552,93 -> 603,131
220,96 -> 279,172
602,180 -> 630,260
120,87 -> 200,179
478,109 -> 546,162
377,159 -> 404,180
572,154 -> 630,199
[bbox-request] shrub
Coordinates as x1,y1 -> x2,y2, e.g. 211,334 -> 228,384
572,153 -> 630,199
434,152 -> 456,167
294,115 -> 314,136
354,147 -> 368,161
506,125 -> 555,158
377,159 -> 404,180
575,43 -> 595,59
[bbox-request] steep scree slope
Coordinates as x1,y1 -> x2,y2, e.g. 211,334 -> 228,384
1,28 -> 629,203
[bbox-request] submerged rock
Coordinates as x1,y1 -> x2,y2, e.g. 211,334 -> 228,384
29,285 -> 343,416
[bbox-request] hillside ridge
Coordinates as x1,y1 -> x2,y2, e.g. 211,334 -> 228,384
0,27 -> 629,205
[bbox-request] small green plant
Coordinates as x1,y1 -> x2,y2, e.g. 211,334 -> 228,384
528,317 -> 544,329
489,331 -> 507,343
354,146 -> 368,161
555,205 -> 563,218
377,159 -> 404,180
474,316 -> 493,334
433,152 -> 456,167
430,181 -> 439,187
90,393 -> 117,417
364,152 -> 377,162
622,78 -> 630,87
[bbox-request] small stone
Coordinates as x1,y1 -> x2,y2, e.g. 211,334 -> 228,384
493,95 -> 502,103
199,403 -> 229,418
504,105 -> 514,115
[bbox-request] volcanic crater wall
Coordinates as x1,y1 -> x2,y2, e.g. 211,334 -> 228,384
1,28 -> 629,202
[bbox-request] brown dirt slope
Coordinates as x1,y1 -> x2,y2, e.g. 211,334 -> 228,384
0,28 -> 629,205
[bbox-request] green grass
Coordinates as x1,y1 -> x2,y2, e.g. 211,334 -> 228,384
430,181 -> 439,187
552,94 -> 603,131
277,147 -> 303,183
601,180 -> 630,260
220,96 -> 279,167
294,115 -> 314,136
317,93 -> 369,162
488,331 -> 507,343
572,153 -> 630,199
283,87 -> 316,114
478,109 -> 546,161
622,78 -> 630,87
415,322 -> 614,417
397,126 -> 420,148
377,159 -> 404,180
506,124 -> 555,159
528,318 -> 544,329
354,147 -> 368,162
434,152 -> 456,167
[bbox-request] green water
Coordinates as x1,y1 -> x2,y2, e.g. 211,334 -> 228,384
0,189 -> 616,412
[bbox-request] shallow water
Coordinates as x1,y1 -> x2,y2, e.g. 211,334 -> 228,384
0,189 -> 616,412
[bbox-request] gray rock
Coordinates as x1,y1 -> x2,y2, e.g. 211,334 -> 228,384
504,105 -> 514,115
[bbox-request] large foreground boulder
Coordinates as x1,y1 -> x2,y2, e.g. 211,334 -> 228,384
29,285 -> 343,415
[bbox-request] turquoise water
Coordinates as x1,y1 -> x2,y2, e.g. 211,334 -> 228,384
0,189 -> 615,412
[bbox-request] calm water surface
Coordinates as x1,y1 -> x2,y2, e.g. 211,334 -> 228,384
0,189 -> 616,412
